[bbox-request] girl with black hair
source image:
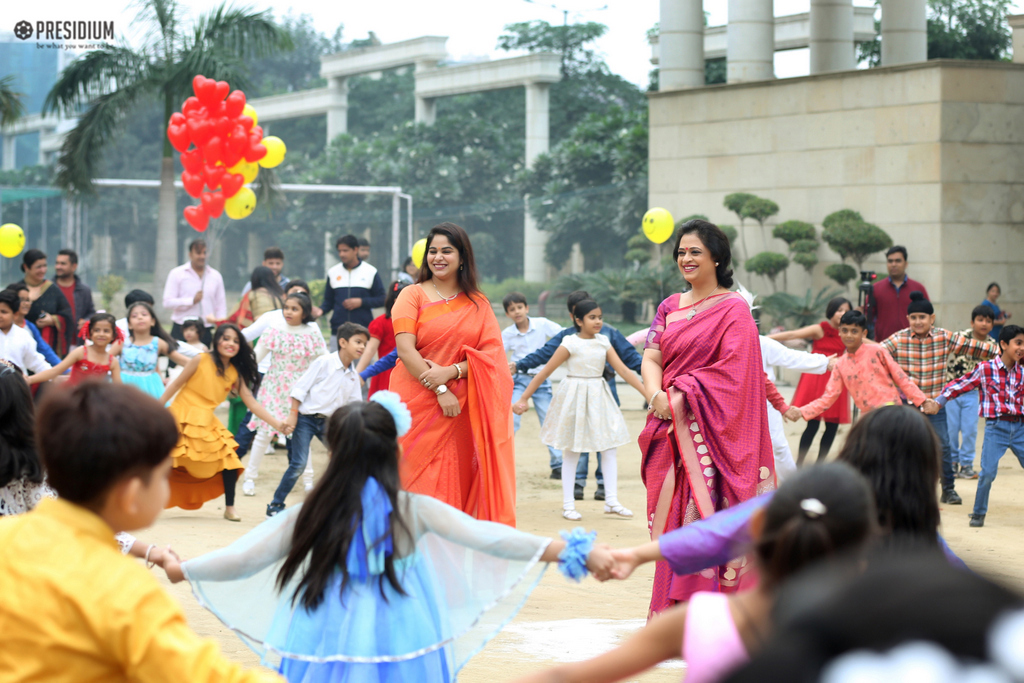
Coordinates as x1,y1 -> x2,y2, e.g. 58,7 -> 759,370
29,312 -> 123,386
241,293 -> 327,497
159,323 -> 288,522
512,463 -> 877,683
514,299 -> 646,520
770,296 -> 854,464
247,265 -> 286,320
357,281 -> 407,397
165,392 -> 615,682
118,302 -> 190,398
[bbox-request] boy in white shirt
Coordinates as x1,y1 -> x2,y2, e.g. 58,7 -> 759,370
0,290 -> 51,378
501,292 -> 564,479
266,322 -> 369,517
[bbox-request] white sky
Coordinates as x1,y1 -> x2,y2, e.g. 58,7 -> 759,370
16,0 -> 1024,85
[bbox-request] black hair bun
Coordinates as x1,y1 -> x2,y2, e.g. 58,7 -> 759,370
909,291 -> 925,301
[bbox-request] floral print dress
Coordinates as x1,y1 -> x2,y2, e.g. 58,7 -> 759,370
247,322 -> 328,435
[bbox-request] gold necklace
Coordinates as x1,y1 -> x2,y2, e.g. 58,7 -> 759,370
432,279 -> 458,304
686,285 -> 720,320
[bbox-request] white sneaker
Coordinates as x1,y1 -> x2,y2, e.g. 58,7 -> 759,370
265,443 -> 276,455
242,479 -> 256,496
304,483 -> 314,493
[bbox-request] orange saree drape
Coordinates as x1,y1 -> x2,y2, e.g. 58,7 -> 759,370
390,286 -> 517,526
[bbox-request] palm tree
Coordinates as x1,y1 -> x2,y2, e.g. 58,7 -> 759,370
0,75 -> 26,128
42,0 -> 292,289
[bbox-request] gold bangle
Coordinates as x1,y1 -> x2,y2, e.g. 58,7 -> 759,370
453,364 -> 463,380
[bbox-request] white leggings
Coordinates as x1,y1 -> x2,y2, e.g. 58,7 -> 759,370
245,426 -> 313,487
562,449 -> 618,508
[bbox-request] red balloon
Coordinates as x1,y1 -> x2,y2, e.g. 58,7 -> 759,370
167,124 -> 190,153
182,97 -> 203,117
184,205 -> 210,232
186,117 -> 214,145
204,165 -> 225,190
169,112 -> 186,126
192,74 -> 210,96
225,90 -> 246,119
214,116 -> 233,138
202,136 -> 223,164
227,126 -> 249,155
200,191 -> 225,219
180,148 -> 204,174
195,79 -> 221,109
220,172 -> 244,199
252,125 -> 263,139
237,115 -> 254,133
244,132 -> 267,163
215,81 -> 230,102
221,146 -> 244,169
181,172 -> 204,198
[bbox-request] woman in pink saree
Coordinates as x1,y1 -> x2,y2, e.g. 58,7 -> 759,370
640,219 -> 776,616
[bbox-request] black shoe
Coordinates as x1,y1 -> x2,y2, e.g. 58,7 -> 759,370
941,489 -> 962,505
951,463 -> 959,476
574,484 -> 584,500
594,485 -> 606,501
550,467 -> 561,480
958,466 -> 979,480
969,514 -> 985,527
266,502 -> 285,518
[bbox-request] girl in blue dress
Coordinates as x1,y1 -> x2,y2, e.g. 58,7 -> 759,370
163,392 -> 614,682
119,302 -> 189,398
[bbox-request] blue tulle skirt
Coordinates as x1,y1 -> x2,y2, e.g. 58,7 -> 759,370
121,371 -> 165,398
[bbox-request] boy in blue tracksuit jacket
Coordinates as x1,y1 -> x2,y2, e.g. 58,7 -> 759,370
321,234 -> 386,335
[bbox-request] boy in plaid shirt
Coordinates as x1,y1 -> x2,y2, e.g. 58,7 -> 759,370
881,292 -> 998,505
937,325 -> 1024,527
944,305 -> 996,480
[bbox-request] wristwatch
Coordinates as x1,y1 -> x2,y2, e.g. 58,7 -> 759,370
434,384 -> 448,396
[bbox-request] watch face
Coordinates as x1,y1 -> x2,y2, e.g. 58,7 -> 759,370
437,385 -> 447,395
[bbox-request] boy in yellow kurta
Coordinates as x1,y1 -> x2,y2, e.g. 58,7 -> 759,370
0,382 -> 282,683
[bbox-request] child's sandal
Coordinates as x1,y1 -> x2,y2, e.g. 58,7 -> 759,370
604,503 -> 633,518
562,508 -> 582,521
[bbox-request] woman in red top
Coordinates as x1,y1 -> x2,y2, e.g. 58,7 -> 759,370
359,281 -> 407,397
769,297 -> 852,464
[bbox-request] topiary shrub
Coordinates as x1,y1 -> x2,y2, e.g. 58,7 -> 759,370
825,263 -> 858,287
745,251 -> 790,292
772,220 -> 816,246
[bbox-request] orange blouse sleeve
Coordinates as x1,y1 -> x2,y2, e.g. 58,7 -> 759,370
391,285 -> 423,336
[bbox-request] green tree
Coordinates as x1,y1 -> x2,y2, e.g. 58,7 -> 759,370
723,192 -> 756,261
928,0 -> 1011,60
745,251 -> 789,292
0,75 -> 25,128
42,0 -> 292,289
821,210 -> 893,268
772,220 -> 816,246
740,197 -> 780,251
825,263 -> 858,287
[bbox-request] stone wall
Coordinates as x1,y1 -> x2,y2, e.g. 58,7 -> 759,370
649,59 -> 1024,331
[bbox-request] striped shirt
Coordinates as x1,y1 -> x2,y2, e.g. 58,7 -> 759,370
937,356 -> 1024,419
881,327 -> 998,399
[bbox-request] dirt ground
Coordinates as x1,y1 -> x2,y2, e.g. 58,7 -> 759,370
148,389 -> 1024,682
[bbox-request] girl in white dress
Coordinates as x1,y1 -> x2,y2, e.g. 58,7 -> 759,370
513,299 -> 645,520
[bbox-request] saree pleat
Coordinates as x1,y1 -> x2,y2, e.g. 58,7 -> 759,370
640,293 -> 776,616
391,286 -> 516,527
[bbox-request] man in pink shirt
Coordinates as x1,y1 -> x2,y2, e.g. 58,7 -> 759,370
785,310 -> 938,422
161,239 -> 226,347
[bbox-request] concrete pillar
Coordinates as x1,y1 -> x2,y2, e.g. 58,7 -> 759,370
659,0 -> 706,90
247,233 -> 262,274
415,96 -> 436,125
1,135 -> 15,171
524,82 -> 551,283
727,0 -> 775,83
810,0 -> 855,73
1010,14 -> 1024,63
880,0 -> 926,66
325,76 -> 348,144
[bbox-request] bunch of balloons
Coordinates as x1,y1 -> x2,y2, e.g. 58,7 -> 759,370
167,75 -> 287,232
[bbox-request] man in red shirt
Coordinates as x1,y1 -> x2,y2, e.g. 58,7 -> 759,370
869,246 -> 929,341
54,249 -> 96,343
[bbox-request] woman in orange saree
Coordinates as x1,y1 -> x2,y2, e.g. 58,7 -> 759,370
391,222 -> 517,527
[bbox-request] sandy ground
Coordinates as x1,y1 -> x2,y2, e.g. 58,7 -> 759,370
147,385 -> 1024,682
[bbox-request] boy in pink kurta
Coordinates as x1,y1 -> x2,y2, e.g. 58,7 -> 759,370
786,311 -> 938,421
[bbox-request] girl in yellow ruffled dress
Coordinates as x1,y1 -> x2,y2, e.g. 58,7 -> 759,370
160,323 -> 288,522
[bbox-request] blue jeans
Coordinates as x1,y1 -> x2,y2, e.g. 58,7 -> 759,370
233,371 -> 264,457
576,452 -> 604,487
927,407 -> 956,492
512,374 -> 562,469
972,418 -> 1024,517
946,391 -> 980,469
271,414 -> 325,507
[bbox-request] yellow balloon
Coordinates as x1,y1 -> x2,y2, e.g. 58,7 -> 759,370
228,159 -> 259,184
0,223 -> 25,258
642,207 -> 675,245
258,136 -> 286,169
243,104 -> 258,126
411,238 -> 427,269
224,187 -> 257,220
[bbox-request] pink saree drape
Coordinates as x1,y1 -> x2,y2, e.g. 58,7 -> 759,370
639,292 -> 776,616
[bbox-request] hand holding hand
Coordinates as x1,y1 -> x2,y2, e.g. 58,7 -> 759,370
512,401 -> 528,415
783,407 -> 803,422
283,413 -> 298,433
508,362 -> 518,375
419,358 -> 455,388
921,398 -> 940,415
276,419 -> 294,436
609,547 -> 642,581
586,544 -> 615,581
648,391 -> 671,420
825,353 -> 838,372
164,555 -> 186,583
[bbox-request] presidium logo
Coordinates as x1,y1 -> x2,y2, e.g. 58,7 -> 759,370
13,20 -> 114,42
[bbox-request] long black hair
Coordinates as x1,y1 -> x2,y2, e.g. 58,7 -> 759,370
249,265 -> 284,308
835,404 -> 940,544
385,281 -> 407,318
126,301 -> 175,347
755,462 -> 876,589
277,401 -> 412,610
571,299 -> 601,331
0,365 -> 42,489
415,222 -> 483,306
674,219 -> 734,289
209,323 -> 259,390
